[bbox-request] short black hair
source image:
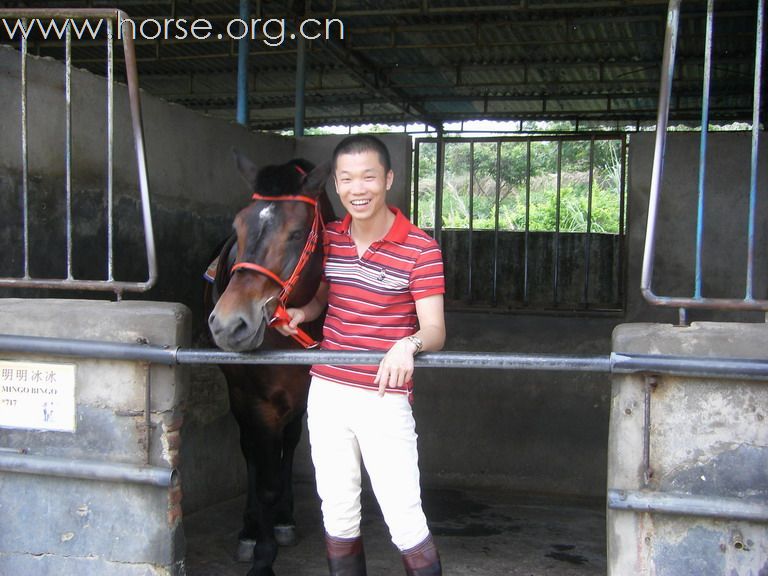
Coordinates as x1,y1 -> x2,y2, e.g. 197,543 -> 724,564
332,134 -> 392,173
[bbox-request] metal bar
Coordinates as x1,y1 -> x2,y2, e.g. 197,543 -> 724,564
745,0 -> 764,301
107,19 -> 115,281
434,133 -> 444,246
93,70 -> 747,99
20,23 -> 30,280
640,0 -> 681,305
0,452 -> 176,488
468,142 -> 475,301
322,1 -> 678,17
642,375 -> 657,486
584,137 -> 595,306
492,142 -> 501,305
413,141 -> 420,226
618,136 -> 627,309
247,108 -> 748,130
117,10 -> 157,294
695,0 -> 714,299
610,351 -> 768,381
608,489 -> 768,523
294,35 -> 306,137
524,140 -> 531,305
0,278 -> 161,292
98,0 -> 732,20
0,334 -> 178,366
236,0 -> 250,126
637,294 -> 768,311
553,140 -> 563,305
177,349 -> 614,372
65,25 -> 73,280
143,362 -> 151,465
2,333 -> 768,380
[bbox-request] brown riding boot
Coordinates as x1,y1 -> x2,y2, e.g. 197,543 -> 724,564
401,533 -> 442,576
325,533 -> 367,576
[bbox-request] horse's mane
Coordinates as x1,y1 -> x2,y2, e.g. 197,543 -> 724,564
255,159 -> 337,224
255,159 -> 315,198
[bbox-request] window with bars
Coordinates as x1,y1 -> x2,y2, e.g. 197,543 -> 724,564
413,135 -> 627,312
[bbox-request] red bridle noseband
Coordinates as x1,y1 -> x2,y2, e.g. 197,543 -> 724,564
230,192 -> 323,349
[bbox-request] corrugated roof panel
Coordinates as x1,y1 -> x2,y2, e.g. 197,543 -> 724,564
0,0 -> 760,127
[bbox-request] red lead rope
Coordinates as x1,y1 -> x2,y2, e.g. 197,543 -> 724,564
230,193 -> 323,348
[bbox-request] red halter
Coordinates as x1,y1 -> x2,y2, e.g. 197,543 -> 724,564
230,192 -> 323,348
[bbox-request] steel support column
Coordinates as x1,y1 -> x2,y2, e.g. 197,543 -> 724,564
236,0 -> 250,126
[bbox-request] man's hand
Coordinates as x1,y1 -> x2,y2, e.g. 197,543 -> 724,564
374,338 -> 419,397
273,307 -> 306,337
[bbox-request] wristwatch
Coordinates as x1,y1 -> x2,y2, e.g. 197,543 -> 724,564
405,335 -> 423,355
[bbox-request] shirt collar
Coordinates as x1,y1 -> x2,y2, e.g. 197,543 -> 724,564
340,206 -> 410,244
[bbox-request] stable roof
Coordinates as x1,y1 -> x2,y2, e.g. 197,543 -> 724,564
3,0 -> 763,131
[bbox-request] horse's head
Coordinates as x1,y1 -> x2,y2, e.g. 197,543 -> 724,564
208,151 -> 332,352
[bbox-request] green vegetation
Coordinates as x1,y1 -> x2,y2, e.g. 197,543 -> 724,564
415,136 -> 624,233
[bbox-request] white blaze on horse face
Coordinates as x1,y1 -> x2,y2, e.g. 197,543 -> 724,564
259,204 -> 276,223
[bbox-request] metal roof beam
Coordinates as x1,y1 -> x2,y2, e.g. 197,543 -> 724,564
316,0 -> 676,18
242,105 -> 752,131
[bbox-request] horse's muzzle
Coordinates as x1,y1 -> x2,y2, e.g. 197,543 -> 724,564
208,303 -> 268,352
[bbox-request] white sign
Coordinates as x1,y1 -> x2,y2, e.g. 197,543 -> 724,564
0,360 -> 76,432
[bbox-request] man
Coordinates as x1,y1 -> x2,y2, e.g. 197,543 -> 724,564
278,134 -> 445,575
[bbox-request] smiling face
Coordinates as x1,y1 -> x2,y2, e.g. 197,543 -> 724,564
333,150 -> 394,223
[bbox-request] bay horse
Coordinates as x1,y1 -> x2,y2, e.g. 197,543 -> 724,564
204,151 -> 335,576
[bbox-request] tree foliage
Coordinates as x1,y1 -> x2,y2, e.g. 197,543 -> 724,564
415,137 -> 624,233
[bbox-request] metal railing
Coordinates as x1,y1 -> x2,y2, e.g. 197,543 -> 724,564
641,0 -> 766,313
0,450 -> 176,488
0,9 -> 157,297
1,333 -> 767,382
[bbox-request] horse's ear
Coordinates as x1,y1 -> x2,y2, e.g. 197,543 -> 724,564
301,161 -> 332,198
233,148 -> 259,190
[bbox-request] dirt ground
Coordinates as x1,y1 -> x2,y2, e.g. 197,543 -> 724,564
184,480 -> 607,576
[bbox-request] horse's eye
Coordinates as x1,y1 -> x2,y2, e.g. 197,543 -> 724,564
289,230 -> 305,242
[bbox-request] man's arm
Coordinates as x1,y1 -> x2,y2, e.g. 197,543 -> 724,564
374,293 -> 445,396
275,280 -> 329,336
411,293 -> 446,352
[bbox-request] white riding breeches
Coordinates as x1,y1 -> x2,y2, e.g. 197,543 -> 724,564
307,376 -> 430,551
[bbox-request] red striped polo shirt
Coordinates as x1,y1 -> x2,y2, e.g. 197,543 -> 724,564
310,206 -> 445,396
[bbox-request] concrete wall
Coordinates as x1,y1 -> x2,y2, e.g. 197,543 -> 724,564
608,322 -> 768,575
625,131 -> 768,325
0,300 -> 189,575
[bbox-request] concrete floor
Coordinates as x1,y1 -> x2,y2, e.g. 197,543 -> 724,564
184,480 -> 607,576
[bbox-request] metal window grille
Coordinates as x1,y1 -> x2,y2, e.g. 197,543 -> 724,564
414,134 -> 628,312
0,9 -> 156,298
